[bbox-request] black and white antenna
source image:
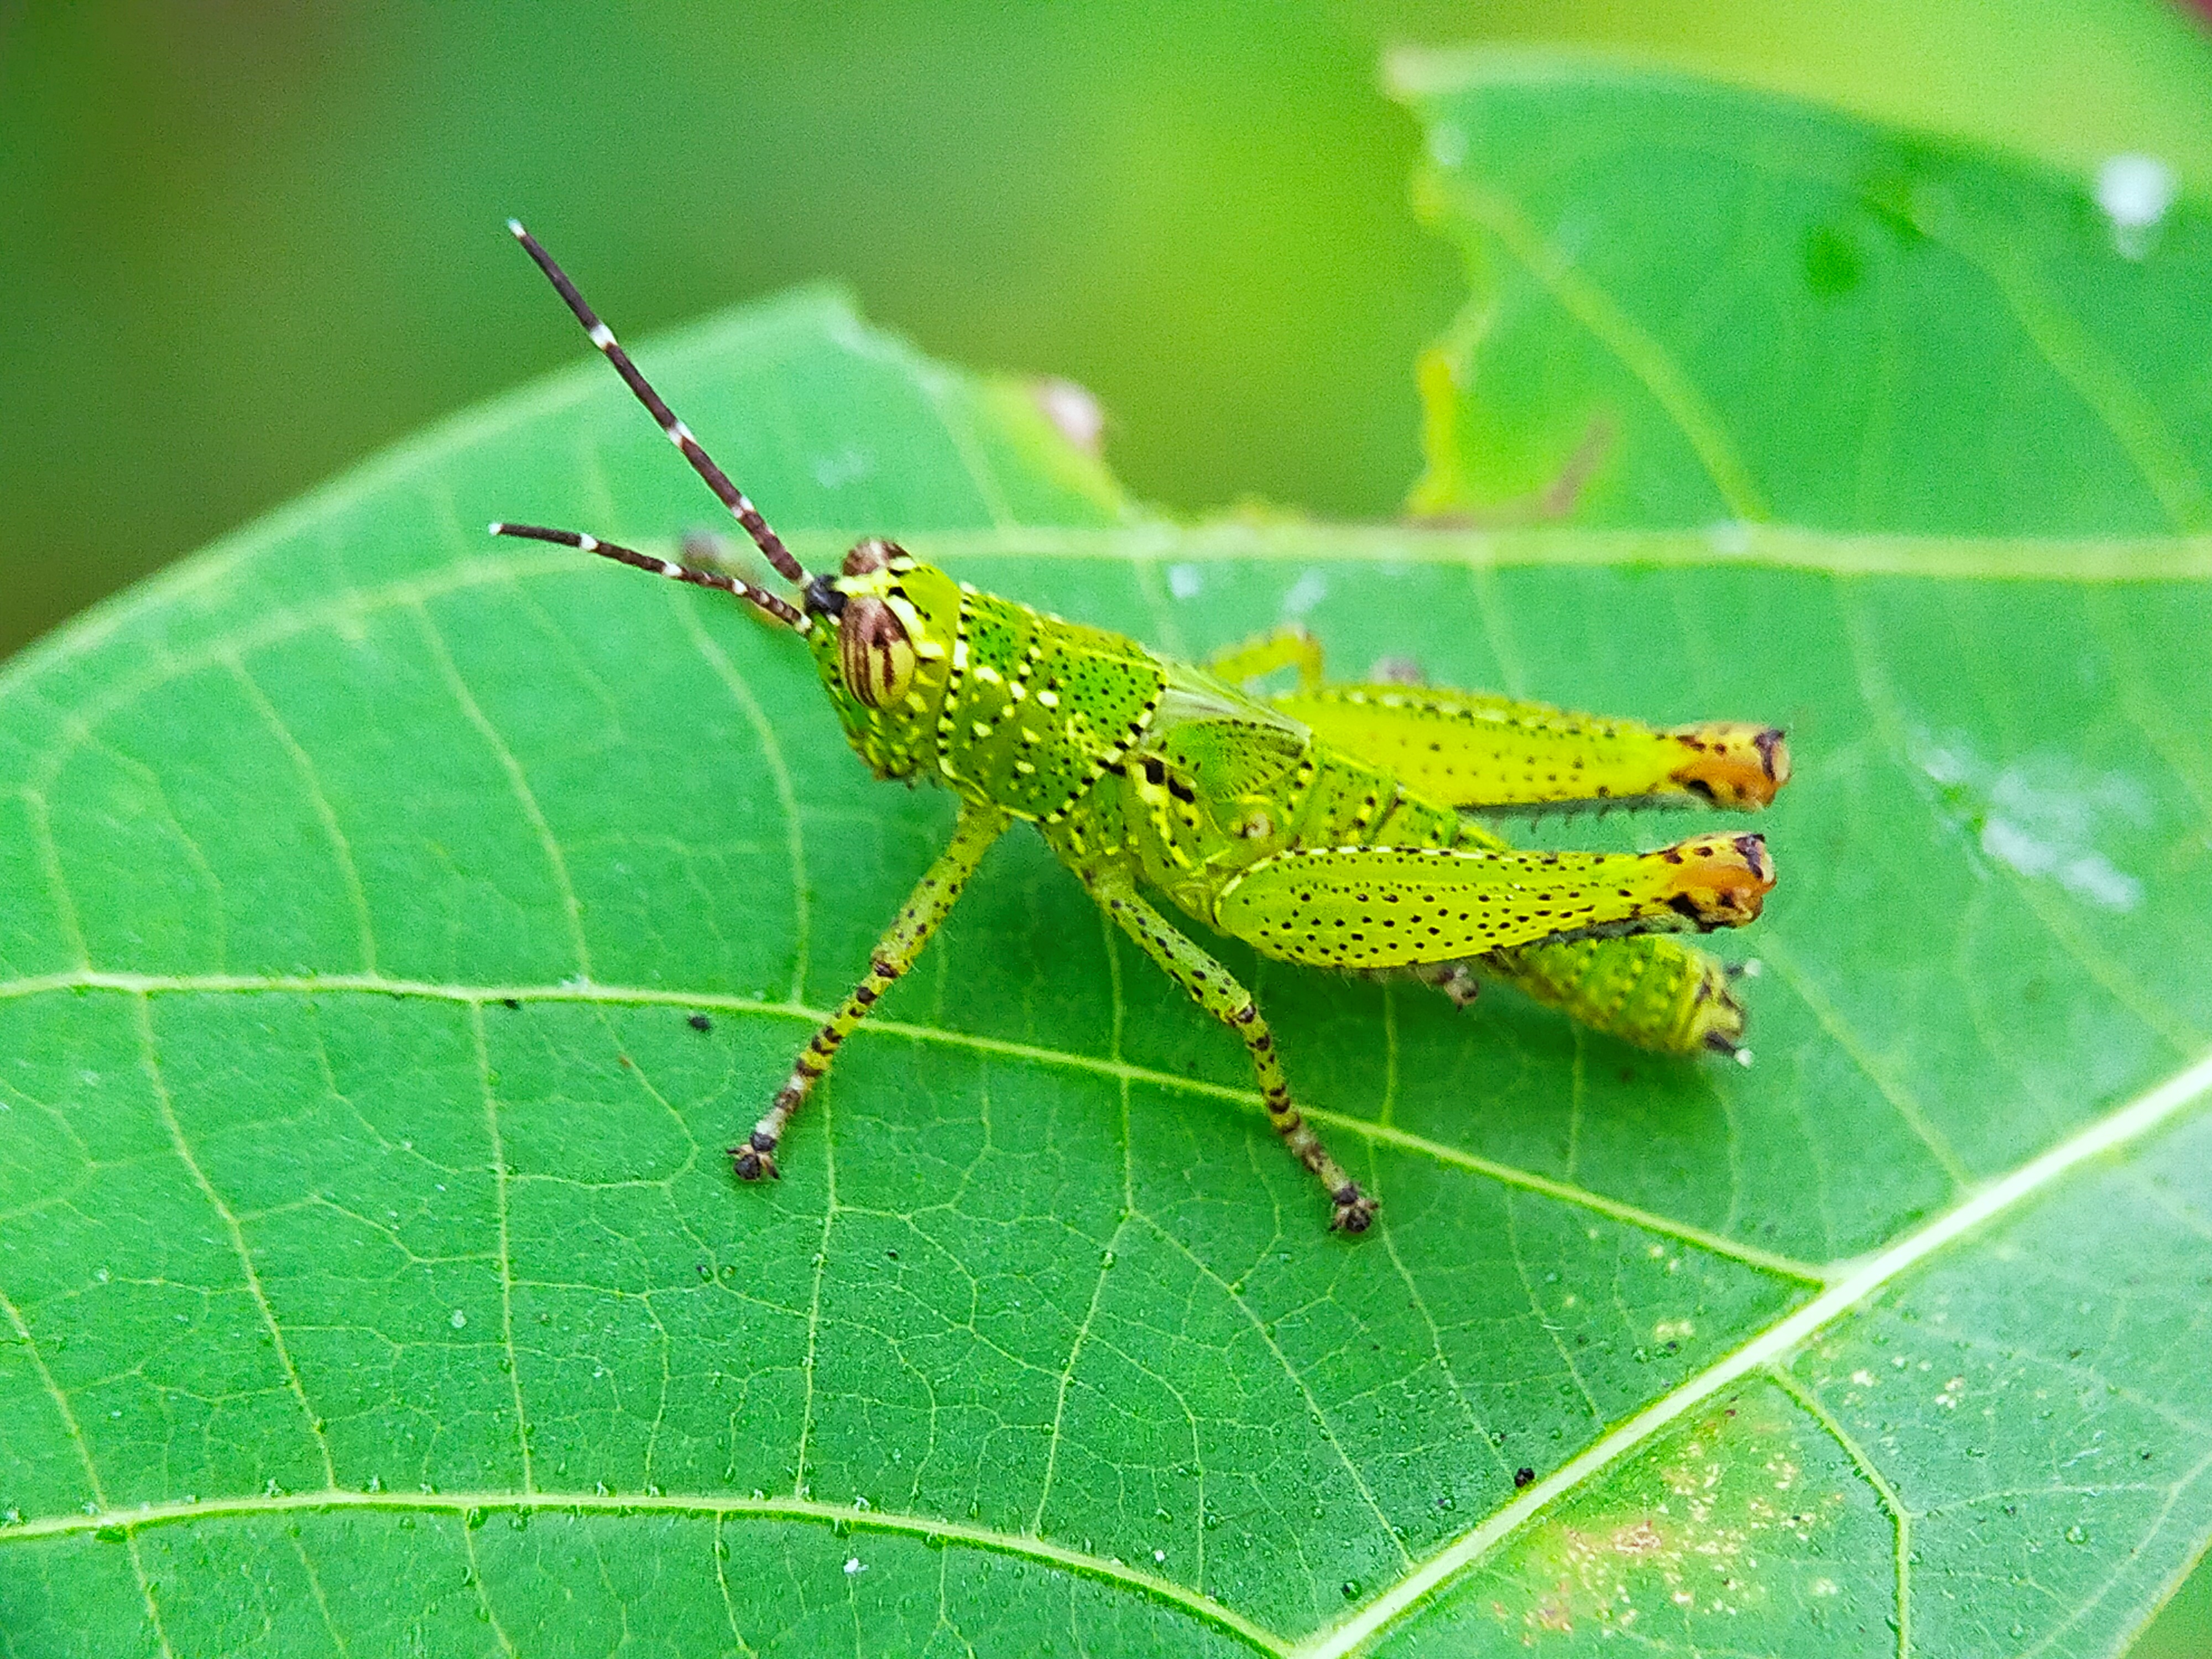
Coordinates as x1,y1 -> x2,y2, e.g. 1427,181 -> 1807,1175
492,220 -> 815,628
487,521 -> 805,629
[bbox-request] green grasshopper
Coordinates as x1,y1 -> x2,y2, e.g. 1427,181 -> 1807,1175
492,222 -> 1788,1233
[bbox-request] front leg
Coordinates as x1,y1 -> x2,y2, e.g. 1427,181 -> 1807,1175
734,801 -> 1011,1181
1086,869 -> 1375,1233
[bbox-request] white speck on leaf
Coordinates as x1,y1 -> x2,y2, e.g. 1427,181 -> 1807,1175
1167,564 -> 1203,601
449,1308 -> 467,1329
1914,731 -> 2149,910
2096,154 -> 2175,260
1282,570 -> 1327,618
1034,377 -> 1105,455
843,1556 -> 865,1575
1707,520 -> 1754,557
1980,820 -> 2142,910
812,448 -> 875,489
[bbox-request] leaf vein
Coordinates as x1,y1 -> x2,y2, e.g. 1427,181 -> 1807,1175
1767,1361 -> 1912,1659
673,597 -> 813,1002
1430,174 -> 1766,520
1757,936 -> 1972,1188
1291,1042 -> 2212,1658
131,993 -> 340,1491
1,1486 -> 1287,1655
1138,1215 -> 1413,1569
226,653 -> 379,974
411,602 -> 594,980
0,969 -> 1828,1283
469,1003 -> 536,1494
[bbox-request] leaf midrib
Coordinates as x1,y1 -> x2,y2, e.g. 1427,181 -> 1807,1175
7,522 -> 2210,722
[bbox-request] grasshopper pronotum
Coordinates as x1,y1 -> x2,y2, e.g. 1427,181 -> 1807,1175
493,223 -> 1787,1234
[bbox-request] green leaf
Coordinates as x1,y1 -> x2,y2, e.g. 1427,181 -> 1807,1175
1395,49 -> 2212,538
3,61 -> 2211,1659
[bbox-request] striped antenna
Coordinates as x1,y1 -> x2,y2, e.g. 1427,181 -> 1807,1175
491,522 -> 808,630
506,219 -> 810,588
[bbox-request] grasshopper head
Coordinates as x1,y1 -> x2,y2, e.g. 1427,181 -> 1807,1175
804,539 -> 961,779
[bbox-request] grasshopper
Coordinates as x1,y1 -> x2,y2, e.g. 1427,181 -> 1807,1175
492,222 -> 1787,1234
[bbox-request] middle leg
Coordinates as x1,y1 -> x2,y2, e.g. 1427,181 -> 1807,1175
1086,869 -> 1375,1232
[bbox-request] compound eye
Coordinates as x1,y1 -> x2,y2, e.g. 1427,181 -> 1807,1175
837,596 -> 916,708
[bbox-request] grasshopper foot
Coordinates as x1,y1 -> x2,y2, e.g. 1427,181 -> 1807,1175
1331,1182 -> 1379,1234
729,1130 -> 781,1182
1415,961 -> 1482,1009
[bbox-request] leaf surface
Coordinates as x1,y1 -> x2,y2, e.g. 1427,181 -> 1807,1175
4,64 -> 2212,1659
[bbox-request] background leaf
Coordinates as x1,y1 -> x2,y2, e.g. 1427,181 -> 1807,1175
4,62 -> 2212,1658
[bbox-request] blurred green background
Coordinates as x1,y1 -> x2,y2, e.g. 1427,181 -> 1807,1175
9,0 -> 2212,665
3,1 -> 2210,1650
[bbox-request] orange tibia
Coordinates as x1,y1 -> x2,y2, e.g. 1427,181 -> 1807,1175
1656,831 -> 1775,929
